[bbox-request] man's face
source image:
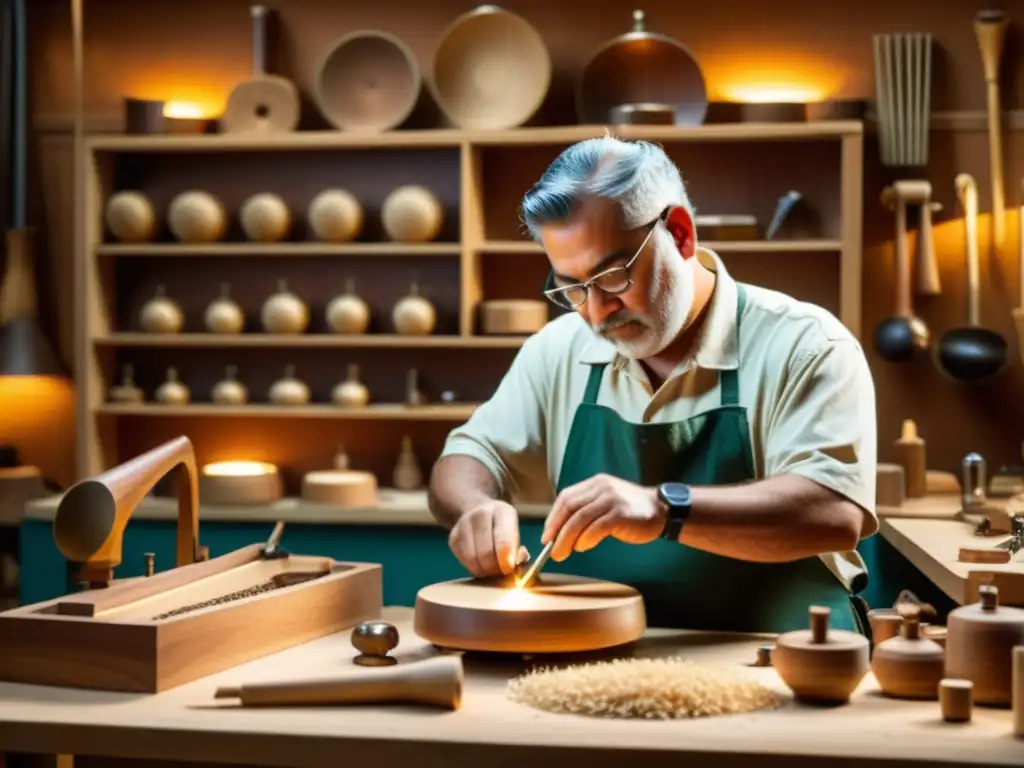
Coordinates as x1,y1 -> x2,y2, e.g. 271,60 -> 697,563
539,198 -> 696,360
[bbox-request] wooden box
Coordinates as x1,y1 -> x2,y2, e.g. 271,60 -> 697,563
0,544 -> 382,693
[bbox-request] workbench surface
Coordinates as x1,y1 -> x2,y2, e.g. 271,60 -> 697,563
0,608 -> 1020,768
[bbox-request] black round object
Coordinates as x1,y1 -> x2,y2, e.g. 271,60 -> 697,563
934,327 -> 1009,383
873,316 -> 929,363
0,445 -> 18,468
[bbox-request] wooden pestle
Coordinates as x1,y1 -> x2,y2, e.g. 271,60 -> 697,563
52,436 -> 201,587
214,654 -> 464,710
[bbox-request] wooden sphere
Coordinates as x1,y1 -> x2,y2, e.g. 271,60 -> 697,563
139,286 -> 184,334
308,189 -> 364,242
945,585 -> 1024,706
413,573 -> 646,653
167,190 -> 227,243
155,368 -> 190,405
204,284 -> 245,334
261,280 -> 310,334
240,192 -> 291,242
211,366 -> 249,405
871,617 -> 945,700
269,366 -> 310,405
326,280 -> 371,334
392,283 -> 436,335
105,190 -> 156,242
381,185 -> 443,243
771,606 -> 870,705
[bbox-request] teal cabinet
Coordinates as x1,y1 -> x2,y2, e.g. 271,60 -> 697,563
18,520 -> 957,619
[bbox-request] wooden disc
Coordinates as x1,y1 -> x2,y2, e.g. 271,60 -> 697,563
220,76 -> 301,134
301,469 -> 378,507
413,573 -> 646,653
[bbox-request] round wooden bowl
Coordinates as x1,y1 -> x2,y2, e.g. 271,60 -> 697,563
301,469 -> 378,508
199,461 -> 283,506
479,299 -> 548,334
314,30 -> 421,132
577,10 -> 707,126
413,573 -> 646,653
430,6 -> 550,130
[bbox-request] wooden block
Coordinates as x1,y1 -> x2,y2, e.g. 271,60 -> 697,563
957,546 -> 1012,564
1014,646 -> 1024,738
939,678 -> 973,723
0,549 -> 382,693
877,463 -> 905,507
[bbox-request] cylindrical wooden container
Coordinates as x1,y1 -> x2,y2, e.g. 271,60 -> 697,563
870,611 -> 945,700
301,469 -> 379,508
479,300 -> 549,334
945,585 -> 1024,706
199,461 -> 283,506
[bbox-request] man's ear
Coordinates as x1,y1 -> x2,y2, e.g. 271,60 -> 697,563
664,206 -> 696,259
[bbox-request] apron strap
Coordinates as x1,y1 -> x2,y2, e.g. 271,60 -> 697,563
719,283 -> 747,408
583,363 -> 607,405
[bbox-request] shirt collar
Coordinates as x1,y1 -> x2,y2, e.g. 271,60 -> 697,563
577,246 -> 740,371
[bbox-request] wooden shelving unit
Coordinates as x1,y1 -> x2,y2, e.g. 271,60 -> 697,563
75,121 -> 864,492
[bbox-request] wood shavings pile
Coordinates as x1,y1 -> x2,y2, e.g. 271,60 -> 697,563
507,657 -> 782,719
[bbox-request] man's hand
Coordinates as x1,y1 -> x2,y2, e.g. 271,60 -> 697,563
542,474 -> 666,562
448,500 -> 529,577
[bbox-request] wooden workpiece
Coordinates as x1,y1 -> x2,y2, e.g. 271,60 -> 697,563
0,606 -> 1019,768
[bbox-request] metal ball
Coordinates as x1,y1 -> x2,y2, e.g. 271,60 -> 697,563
351,620 -> 399,657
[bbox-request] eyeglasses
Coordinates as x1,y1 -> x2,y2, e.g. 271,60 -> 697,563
541,208 -> 669,311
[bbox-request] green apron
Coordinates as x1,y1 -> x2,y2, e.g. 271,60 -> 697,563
541,284 -> 868,636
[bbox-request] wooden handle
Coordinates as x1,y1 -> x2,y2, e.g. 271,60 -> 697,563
974,11 -> 1007,83
214,654 -> 463,710
974,12 -> 1007,252
250,5 -> 267,77
916,202 -> 941,296
955,174 -> 981,327
53,436 -> 200,578
883,188 -> 912,317
0,227 -> 37,322
809,605 -> 830,643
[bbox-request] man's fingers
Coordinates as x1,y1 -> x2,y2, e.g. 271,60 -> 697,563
470,510 -> 500,575
492,503 -> 520,575
449,524 -> 485,577
543,478 -> 600,544
573,510 -> 619,552
551,497 -> 609,561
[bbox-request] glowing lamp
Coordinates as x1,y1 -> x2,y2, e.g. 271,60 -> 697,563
163,102 -> 211,134
199,460 -> 283,506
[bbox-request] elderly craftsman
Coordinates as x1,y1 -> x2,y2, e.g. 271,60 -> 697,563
427,136 -> 878,635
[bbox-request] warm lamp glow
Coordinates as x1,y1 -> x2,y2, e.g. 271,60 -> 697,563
202,460 -> 277,477
0,375 -> 75,488
163,101 -> 207,119
723,85 -> 826,104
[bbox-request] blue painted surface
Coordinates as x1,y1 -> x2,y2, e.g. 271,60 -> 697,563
18,520 -> 957,620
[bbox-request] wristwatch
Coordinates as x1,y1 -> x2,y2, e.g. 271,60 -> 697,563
658,482 -> 692,541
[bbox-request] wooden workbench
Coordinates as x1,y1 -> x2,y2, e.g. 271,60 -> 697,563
0,607 -> 1019,768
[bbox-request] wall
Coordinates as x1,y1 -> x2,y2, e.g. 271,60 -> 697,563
19,0 -> 1024,486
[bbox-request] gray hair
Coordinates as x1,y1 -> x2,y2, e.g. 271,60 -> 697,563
519,136 -> 694,241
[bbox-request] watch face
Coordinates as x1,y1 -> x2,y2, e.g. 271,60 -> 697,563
660,482 -> 690,506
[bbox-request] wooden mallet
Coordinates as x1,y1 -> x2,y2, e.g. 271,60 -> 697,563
973,10 -> 1008,254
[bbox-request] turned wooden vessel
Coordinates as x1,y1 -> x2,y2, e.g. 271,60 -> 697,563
0,438 -> 382,693
945,584 -> 1024,706
413,573 -> 646,654
871,605 -> 945,700
771,606 -> 870,704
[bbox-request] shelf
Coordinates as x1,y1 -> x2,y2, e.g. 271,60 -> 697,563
23,490 -> 550,526
94,333 -> 528,349
477,239 -> 842,254
86,121 -> 863,153
95,403 -> 479,420
95,243 -> 463,257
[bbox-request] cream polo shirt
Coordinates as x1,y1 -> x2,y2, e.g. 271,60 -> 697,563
441,247 -> 878,591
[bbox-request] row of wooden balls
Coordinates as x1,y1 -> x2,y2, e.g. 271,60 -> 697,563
104,185 -> 445,244
111,363 -> 376,408
139,278 -> 437,336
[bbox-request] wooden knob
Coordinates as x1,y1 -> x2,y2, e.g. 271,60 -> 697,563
809,605 -> 830,644
352,620 -> 400,666
939,679 -> 973,722
979,584 -> 999,611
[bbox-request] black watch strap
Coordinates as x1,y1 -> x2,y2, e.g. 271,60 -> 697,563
659,482 -> 692,541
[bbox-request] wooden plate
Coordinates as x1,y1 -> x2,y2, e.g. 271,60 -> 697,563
413,573 -> 646,653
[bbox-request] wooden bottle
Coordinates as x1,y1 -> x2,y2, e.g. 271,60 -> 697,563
211,365 -> 249,405
139,285 -> 184,334
261,279 -> 310,334
108,364 -> 144,403
332,363 -> 370,407
204,283 -> 245,334
405,368 -> 426,406
325,278 -> 371,334
155,367 -> 190,405
945,584 -> 1024,706
393,436 -> 423,491
771,605 -> 870,705
870,604 -> 945,699
269,365 -> 311,406
894,419 -> 926,498
392,282 -> 436,336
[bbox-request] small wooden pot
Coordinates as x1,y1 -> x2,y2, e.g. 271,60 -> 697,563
479,300 -> 548,334
945,585 -> 1024,707
871,607 -> 945,700
772,606 -> 870,705
199,461 -> 283,506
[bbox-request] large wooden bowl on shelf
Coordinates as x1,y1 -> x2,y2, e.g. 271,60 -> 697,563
430,5 -> 551,130
314,30 -> 421,132
413,573 -> 646,653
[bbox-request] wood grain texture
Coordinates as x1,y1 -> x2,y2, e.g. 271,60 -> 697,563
413,573 -> 646,653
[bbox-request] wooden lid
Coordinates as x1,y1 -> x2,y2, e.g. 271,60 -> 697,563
776,606 -> 869,652
952,584 -> 1024,625
430,6 -> 551,130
